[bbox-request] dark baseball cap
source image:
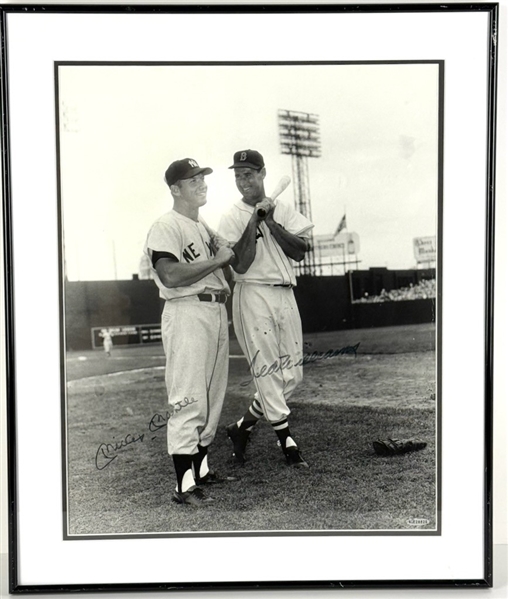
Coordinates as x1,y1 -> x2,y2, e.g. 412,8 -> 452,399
229,149 -> 265,170
164,158 -> 213,186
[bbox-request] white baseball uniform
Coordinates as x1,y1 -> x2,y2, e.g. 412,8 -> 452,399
101,331 -> 113,354
144,209 -> 230,455
218,199 -> 313,423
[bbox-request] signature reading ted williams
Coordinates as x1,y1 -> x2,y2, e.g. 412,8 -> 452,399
94,344 -> 359,470
240,342 -> 360,386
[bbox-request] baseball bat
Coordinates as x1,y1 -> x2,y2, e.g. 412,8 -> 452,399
257,175 -> 291,218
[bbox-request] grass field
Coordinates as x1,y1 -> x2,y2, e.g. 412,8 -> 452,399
65,323 -> 437,536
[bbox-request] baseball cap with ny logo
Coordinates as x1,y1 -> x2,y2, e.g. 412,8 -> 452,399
164,158 -> 213,186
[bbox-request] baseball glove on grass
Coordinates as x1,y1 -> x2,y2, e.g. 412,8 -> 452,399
373,438 -> 427,456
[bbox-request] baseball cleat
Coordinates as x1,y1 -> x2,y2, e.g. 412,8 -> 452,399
226,422 -> 250,464
171,487 -> 214,507
285,447 -> 309,469
196,470 -> 239,485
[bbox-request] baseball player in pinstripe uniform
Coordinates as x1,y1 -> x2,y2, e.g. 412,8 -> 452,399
144,158 -> 235,507
218,150 -> 314,468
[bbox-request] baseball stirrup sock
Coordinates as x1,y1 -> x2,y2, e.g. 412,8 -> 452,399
172,454 -> 195,493
271,418 -> 297,450
238,398 -> 263,431
192,445 -> 209,479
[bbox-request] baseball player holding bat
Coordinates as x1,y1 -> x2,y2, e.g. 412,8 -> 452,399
144,157 -> 235,507
218,149 -> 314,468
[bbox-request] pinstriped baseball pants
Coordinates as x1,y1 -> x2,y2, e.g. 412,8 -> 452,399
161,298 -> 229,455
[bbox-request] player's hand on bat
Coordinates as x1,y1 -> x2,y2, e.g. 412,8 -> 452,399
254,197 -> 276,221
214,245 -> 235,267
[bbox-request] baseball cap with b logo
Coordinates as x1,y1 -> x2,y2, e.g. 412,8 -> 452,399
164,158 -> 213,186
229,149 -> 265,170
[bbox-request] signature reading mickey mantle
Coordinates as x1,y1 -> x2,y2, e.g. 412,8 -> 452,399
95,397 -> 198,470
94,345 -> 359,469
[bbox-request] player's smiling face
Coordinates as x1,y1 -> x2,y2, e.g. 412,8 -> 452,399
234,167 -> 266,205
177,173 -> 208,208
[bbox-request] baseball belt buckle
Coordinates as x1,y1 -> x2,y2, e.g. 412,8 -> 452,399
199,293 -> 226,303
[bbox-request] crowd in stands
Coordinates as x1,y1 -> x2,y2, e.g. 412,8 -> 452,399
355,278 -> 436,303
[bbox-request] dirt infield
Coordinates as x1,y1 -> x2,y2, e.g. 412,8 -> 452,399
68,351 -> 434,412
67,322 -> 436,417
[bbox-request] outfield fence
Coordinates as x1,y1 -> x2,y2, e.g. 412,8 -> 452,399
65,270 -> 436,350
91,323 -> 162,349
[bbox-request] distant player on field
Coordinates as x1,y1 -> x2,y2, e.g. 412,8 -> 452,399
218,149 -> 314,468
144,157 -> 235,507
100,329 -> 113,357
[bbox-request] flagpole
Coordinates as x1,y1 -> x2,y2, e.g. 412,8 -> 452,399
335,210 -> 348,276
343,206 -> 354,299
343,205 -> 347,275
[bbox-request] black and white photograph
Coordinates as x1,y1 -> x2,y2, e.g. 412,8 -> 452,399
2,3 -> 499,593
59,61 -> 440,537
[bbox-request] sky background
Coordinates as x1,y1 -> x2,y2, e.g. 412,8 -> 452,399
58,63 -> 439,281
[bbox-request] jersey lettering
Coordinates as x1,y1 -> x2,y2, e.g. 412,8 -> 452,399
205,241 -> 214,255
256,227 -> 264,240
182,242 -> 201,263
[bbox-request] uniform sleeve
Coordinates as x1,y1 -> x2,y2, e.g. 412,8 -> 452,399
276,201 -> 314,239
151,250 -> 178,267
218,211 -> 243,244
145,220 -> 183,262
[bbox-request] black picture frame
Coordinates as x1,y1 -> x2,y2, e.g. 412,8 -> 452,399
2,2 -> 497,593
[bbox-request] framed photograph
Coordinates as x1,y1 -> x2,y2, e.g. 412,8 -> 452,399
2,2 -> 497,593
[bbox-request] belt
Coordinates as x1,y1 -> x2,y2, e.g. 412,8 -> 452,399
197,293 -> 228,304
272,284 -> 293,288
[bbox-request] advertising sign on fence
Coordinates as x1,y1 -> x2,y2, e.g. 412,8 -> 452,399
413,236 -> 436,264
315,232 -> 360,259
91,324 -> 162,349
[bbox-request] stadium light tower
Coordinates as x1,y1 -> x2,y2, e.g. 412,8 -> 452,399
278,109 -> 321,276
